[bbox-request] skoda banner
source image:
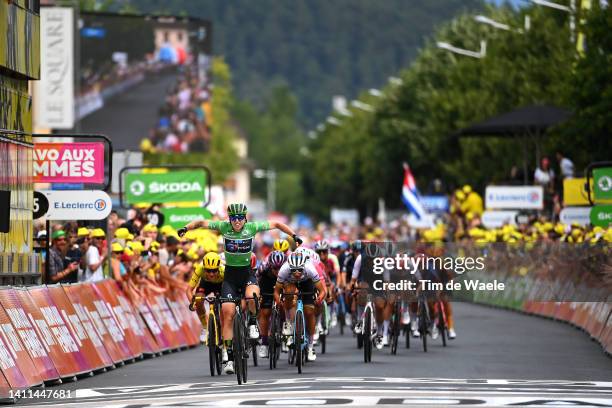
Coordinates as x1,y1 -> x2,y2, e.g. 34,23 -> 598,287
590,205 -> 612,228
593,168 -> 612,201
125,171 -> 207,204
160,207 -> 213,229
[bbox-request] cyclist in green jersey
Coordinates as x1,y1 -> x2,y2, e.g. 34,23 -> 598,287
178,203 -> 302,375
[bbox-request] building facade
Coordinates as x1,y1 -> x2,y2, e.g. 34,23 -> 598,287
0,0 -> 40,284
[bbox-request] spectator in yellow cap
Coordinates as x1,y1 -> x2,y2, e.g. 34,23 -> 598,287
83,229 -> 107,282
111,242 -> 128,281
77,227 -> 90,238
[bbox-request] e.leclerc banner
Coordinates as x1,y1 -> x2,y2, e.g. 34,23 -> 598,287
125,171 -> 207,204
34,142 -> 105,184
160,207 -> 212,229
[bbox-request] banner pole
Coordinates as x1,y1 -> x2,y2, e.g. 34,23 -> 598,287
44,220 -> 50,285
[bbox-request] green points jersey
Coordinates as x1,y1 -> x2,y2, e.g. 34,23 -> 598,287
207,221 -> 271,267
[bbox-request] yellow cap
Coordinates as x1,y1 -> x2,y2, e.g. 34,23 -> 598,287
143,224 -> 158,233
114,228 -> 130,239
455,190 -> 466,201
127,233 -> 135,240
160,225 -> 175,235
91,228 -> 106,238
462,185 -> 472,194
123,247 -> 134,257
111,242 -> 124,252
77,227 -> 90,237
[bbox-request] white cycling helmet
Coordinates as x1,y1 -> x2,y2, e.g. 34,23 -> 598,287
288,252 -> 307,269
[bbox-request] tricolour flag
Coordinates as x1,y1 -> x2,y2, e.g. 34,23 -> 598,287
401,163 -> 427,220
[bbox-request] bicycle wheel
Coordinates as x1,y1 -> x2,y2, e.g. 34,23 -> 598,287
208,313 -> 217,376
215,310 -> 222,375
269,308 -> 277,370
241,316 -> 249,383
390,304 -> 399,355
438,304 -> 447,347
364,311 -> 372,363
320,303 -> 328,354
418,303 -> 428,353
295,310 -> 304,374
233,312 -> 244,385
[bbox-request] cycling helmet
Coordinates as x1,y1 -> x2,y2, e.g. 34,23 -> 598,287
273,239 -> 290,252
351,240 -> 362,251
227,203 -> 248,216
314,240 -> 329,252
288,252 -> 307,269
268,251 -> 287,269
203,252 -> 221,269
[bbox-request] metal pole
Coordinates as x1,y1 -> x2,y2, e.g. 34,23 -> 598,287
44,220 -> 50,284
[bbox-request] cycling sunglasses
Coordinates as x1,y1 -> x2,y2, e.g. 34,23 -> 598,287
204,268 -> 218,274
290,268 -> 304,273
229,214 -> 246,222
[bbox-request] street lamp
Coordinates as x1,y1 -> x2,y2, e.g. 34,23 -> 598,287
369,88 -> 383,97
351,100 -> 374,112
436,40 -> 487,59
326,116 -> 341,126
474,14 -> 530,32
254,168 -> 276,213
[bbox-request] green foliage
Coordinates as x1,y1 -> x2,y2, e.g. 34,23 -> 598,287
231,85 -> 307,214
557,3 -> 612,166
308,4 -> 600,217
127,0 -> 483,126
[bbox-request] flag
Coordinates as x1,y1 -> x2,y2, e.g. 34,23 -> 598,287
401,163 -> 427,220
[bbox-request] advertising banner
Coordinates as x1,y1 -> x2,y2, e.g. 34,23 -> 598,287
26,287 -> 91,376
33,143 -> 105,183
91,281 -> 143,358
46,285 -> 107,371
146,296 -> 186,349
485,185 -> 543,210
164,291 -> 199,346
590,205 -> 612,227
0,322 -> 29,393
34,8 -> 74,129
61,285 -> 114,367
81,284 -> 134,361
63,284 -> 127,364
593,168 -> 612,201
160,207 -> 213,229
0,300 -> 42,389
39,190 -> 112,220
0,288 -> 59,382
563,178 -> 590,206
115,290 -> 159,355
559,206 -> 591,226
481,210 -> 518,228
420,195 -> 450,213
125,171 -> 207,204
135,302 -> 170,352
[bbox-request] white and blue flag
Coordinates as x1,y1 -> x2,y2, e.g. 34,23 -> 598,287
401,163 -> 427,220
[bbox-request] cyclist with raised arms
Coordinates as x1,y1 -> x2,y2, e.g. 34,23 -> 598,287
256,250 -> 287,359
274,252 -> 326,362
178,203 -> 302,375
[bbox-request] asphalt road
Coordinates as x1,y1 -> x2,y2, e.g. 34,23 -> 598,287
16,302 -> 612,407
77,71 -> 178,151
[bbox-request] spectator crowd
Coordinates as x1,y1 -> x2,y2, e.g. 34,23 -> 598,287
139,64 -> 213,154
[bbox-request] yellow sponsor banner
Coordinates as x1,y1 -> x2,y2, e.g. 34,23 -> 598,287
564,178 -> 612,206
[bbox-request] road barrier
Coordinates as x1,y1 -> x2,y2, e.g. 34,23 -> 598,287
452,243 -> 612,357
0,280 -> 201,401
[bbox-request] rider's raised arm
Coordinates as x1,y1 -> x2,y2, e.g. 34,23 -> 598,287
186,219 -> 211,231
268,221 -> 302,245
